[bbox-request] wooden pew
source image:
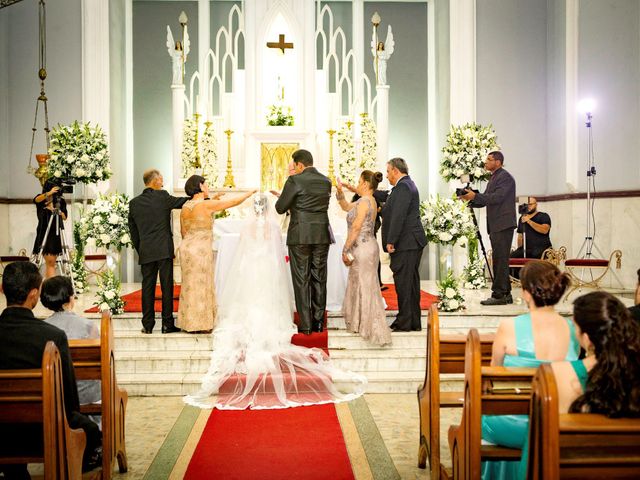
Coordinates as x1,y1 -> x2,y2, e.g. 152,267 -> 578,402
417,305 -> 494,477
448,329 -> 536,480
526,363 -> 640,479
0,341 -> 86,479
69,311 -> 128,478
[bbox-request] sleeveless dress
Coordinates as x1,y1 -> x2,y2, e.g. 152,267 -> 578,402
480,313 -> 580,479
177,198 -> 217,332
343,197 -> 391,346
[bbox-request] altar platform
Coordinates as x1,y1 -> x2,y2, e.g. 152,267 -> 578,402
12,281 -> 635,397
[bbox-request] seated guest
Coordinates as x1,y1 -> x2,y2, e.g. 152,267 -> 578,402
41,275 -> 101,409
509,197 -> 551,279
481,260 -> 577,479
629,268 -> 640,323
0,262 -> 101,478
515,291 -> 640,478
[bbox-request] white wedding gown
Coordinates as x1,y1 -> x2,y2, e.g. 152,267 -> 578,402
183,195 -> 367,410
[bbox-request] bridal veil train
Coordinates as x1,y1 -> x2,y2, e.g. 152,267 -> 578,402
184,194 -> 367,409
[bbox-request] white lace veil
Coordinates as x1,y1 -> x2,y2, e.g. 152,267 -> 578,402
184,193 -> 366,409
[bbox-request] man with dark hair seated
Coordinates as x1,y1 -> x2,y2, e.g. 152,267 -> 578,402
0,262 -> 101,478
630,268 -> 640,323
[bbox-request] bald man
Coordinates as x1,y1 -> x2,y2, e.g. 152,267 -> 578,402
510,196 -> 552,279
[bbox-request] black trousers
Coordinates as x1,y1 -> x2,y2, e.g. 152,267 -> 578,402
489,229 -> 514,297
389,248 -> 423,330
141,258 -> 175,331
288,244 -> 330,332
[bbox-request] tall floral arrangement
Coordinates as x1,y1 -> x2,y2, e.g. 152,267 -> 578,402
337,120 -> 356,185
70,220 -> 88,294
181,118 -> 199,177
437,270 -> 465,312
360,114 -> 377,171
440,123 -> 499,183
47,121 -> 112,184
82,193 -> 132,252
420,195 -> 476,245
94,270 -> 125,314
200,123 -> 220,187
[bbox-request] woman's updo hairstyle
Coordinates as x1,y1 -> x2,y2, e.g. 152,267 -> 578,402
360,170 -> 383,190
520,260 -> 570,307
184,175 -> 205,198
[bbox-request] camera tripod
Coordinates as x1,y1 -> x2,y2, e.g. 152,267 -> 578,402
468,206 -> 494,282
35,200 -> 75,287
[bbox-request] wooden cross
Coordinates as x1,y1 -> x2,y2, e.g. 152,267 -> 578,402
266,34 -> 294,54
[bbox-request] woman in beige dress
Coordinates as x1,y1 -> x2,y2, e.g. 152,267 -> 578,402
177,175 -> 255,333
336,170 -> 391,346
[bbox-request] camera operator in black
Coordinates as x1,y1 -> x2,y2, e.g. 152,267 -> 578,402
32,179 -> 68,279
510,197 -> 552,275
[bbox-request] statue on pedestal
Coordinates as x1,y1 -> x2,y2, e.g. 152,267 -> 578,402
166,25 -> 190,85
371,25 -> 394,86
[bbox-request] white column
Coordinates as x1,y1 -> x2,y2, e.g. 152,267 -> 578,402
376,85 -> 389,173
198,0 -> 210,117
449,0 -> 476,124
352,0 -> 364,115
427,0 -> 438,280
81,0 -> 110,136
565,0 -> 579,191
172,85 -> 186,185
125,0 -> 135,282
303,0 -> 316,142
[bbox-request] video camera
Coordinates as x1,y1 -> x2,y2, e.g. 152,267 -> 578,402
518,203 -> 529,215
48,177 -> 76,196
454,175 -> 478,198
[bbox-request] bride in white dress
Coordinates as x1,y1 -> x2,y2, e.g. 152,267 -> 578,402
184,193 -> 367,410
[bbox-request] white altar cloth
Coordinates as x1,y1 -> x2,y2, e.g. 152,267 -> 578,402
213,219 -> 348,312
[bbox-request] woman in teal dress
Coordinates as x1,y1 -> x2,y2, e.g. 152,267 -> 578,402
517,291 -> 640,478
481,260 -> 576,479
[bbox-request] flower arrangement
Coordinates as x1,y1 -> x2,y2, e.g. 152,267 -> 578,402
360,114 -> 377,171
437,270 -> 465,312
463,257 -> 486,290
337,121 -> 357,185
94,270 -> 125,314
82,193 -> 132,252
200,122 -> 220,187
47,121 -> 112,184
70,221 -> 88,294
266,105 -> 294,126
181,118 -> 200,177
420,195 -> 476,245
440,122 -> 499,183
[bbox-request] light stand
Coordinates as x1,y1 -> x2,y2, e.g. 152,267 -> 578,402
575,111 -> 600,259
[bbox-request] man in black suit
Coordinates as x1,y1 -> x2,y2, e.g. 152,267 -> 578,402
460,151 -> 517,305
275,149 -> 333,335
0,261 -> 101,477
381,158 -> 427,332
128,169 -> 188,333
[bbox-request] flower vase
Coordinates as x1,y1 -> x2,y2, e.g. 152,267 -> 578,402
106,249 -> 121,279
438,243 -> 454,280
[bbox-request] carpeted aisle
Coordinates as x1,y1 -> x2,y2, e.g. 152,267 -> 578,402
184,405 -> 355,480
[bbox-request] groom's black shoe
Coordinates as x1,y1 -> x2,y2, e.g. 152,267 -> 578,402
141,328 -> 153,334
299,329 -> 312,336
161,325 -> 181,334
312,321 -> 324,333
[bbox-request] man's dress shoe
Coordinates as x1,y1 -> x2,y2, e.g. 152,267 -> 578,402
141,328 -> 153,334
480,294 -> 513,306
161,325 -> 181,334
312,321 -> 324,333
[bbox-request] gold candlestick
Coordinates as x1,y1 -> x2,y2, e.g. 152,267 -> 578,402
223,129 -> 235,188
193,112 -> 201,168
327,129 -> 336,186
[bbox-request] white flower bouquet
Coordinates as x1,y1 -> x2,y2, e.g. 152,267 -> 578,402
463,256 -> 487,289
437,270 -> 465,312
70,221 -> 88,294
94,270 -> 124,314
82,193 -> 132,251
337,120 -> 357,185
47,121 -> 112,184
440,122 -> 499,183
360,114 -> 377,172
200,123 -> 220,187
420,195 -> 476,246
181,118 -> 200,177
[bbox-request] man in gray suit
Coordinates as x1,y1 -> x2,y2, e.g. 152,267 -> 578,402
460,151 -> 516,305
275,149 -> 333,335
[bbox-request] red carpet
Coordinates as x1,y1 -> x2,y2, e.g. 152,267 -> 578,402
381,283 -> 438,311
184,404 -> 354,480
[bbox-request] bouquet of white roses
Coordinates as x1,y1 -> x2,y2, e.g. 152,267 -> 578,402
47,121 -> 112,184
94,269 -> 124,314
437,270 -> 465,312
462,256 -> 487,289
181,118 -> 200,177
337,120 -> 356,185
360,114 -> 377,172
420,195 -> 476,245
440,123 -> 499,183
82,193 -> 132,251
200,123 -> 220,187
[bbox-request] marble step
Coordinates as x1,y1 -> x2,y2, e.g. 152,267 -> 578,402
329,348 -> 426,372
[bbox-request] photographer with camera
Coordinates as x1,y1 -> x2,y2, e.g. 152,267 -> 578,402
510,197 -> 552,278
32,179 -> 68,279
459,151 -> 516,306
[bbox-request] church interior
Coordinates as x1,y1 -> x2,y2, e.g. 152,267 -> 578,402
1,0 -> 640,479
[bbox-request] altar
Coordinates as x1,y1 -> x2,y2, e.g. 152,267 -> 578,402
213,218 -> 348,312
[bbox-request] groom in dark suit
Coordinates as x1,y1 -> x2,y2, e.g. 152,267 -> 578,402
381,158 -> 427,332
275,149 -> 333,335
128,169 -> 188,333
